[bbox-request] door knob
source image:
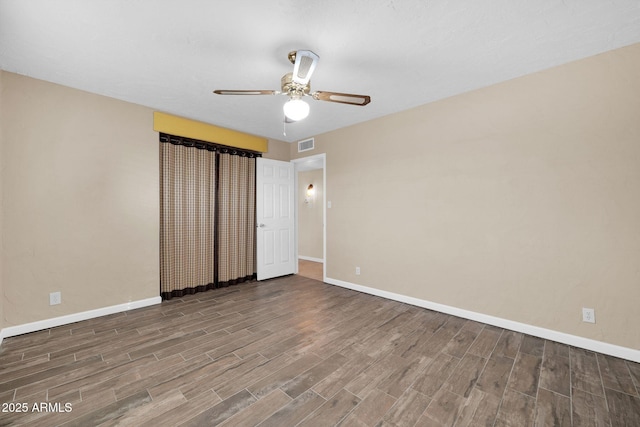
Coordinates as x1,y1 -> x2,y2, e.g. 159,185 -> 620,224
257,223 -> 266,228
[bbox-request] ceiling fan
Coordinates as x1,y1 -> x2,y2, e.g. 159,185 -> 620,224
214,50 -> 371,122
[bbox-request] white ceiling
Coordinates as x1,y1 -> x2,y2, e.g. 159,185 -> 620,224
1,1 -> 640,143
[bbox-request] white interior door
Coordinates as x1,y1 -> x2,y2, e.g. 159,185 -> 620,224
256,158 -> 296,280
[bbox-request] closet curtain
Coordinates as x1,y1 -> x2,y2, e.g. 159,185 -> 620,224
159,133 -> 259,300
218,152 -> 257,287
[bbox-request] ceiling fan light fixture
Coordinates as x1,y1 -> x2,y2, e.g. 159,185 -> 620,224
283,98 -> 309,121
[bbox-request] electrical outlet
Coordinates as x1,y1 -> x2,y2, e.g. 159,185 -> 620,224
582,307 -> 595,323
50,291 -> 61,306
355,266 -> 361,275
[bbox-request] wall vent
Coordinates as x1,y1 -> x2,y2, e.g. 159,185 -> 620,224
298,138 -> 315,152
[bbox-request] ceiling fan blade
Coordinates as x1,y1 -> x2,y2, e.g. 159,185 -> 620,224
213,90 -> 279,95
291,50 -> 319,85
312,91 -> 371,106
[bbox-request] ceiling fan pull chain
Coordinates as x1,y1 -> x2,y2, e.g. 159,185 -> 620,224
283,119 -> 287,137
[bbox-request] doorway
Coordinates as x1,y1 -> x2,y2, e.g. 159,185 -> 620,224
292,154 -> 326,282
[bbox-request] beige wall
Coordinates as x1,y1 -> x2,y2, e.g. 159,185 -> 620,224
1,72 -> 159,327
264,139 -> 291,161
298,169 -> 323,260
291,43 -> 640,350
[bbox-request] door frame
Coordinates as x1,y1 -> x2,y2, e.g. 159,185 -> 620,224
291,153 -> 327,281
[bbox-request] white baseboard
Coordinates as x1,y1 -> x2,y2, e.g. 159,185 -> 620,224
298,256 -> 324,263
0,296 -> 162,346
325,277 -> 640,363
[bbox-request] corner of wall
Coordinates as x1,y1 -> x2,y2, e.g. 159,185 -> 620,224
263,139 -> 292,162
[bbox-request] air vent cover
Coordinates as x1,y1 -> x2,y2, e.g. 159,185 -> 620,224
298,138 -> 315,152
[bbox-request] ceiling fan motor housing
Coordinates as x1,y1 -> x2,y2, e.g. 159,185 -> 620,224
281,73 -> 310,97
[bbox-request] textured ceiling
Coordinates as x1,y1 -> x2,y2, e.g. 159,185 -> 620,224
1,0 -> 640,142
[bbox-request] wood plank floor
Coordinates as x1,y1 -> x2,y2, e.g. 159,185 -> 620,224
297,260 -> 323,282
1,275 -> 639,426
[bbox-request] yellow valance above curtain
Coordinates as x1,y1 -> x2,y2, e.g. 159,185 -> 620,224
153,111 -> 268,153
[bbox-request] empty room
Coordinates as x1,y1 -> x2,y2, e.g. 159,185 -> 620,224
1,1 -> 639,426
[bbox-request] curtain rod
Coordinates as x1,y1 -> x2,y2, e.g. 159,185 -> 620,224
160,133 -> 262,158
